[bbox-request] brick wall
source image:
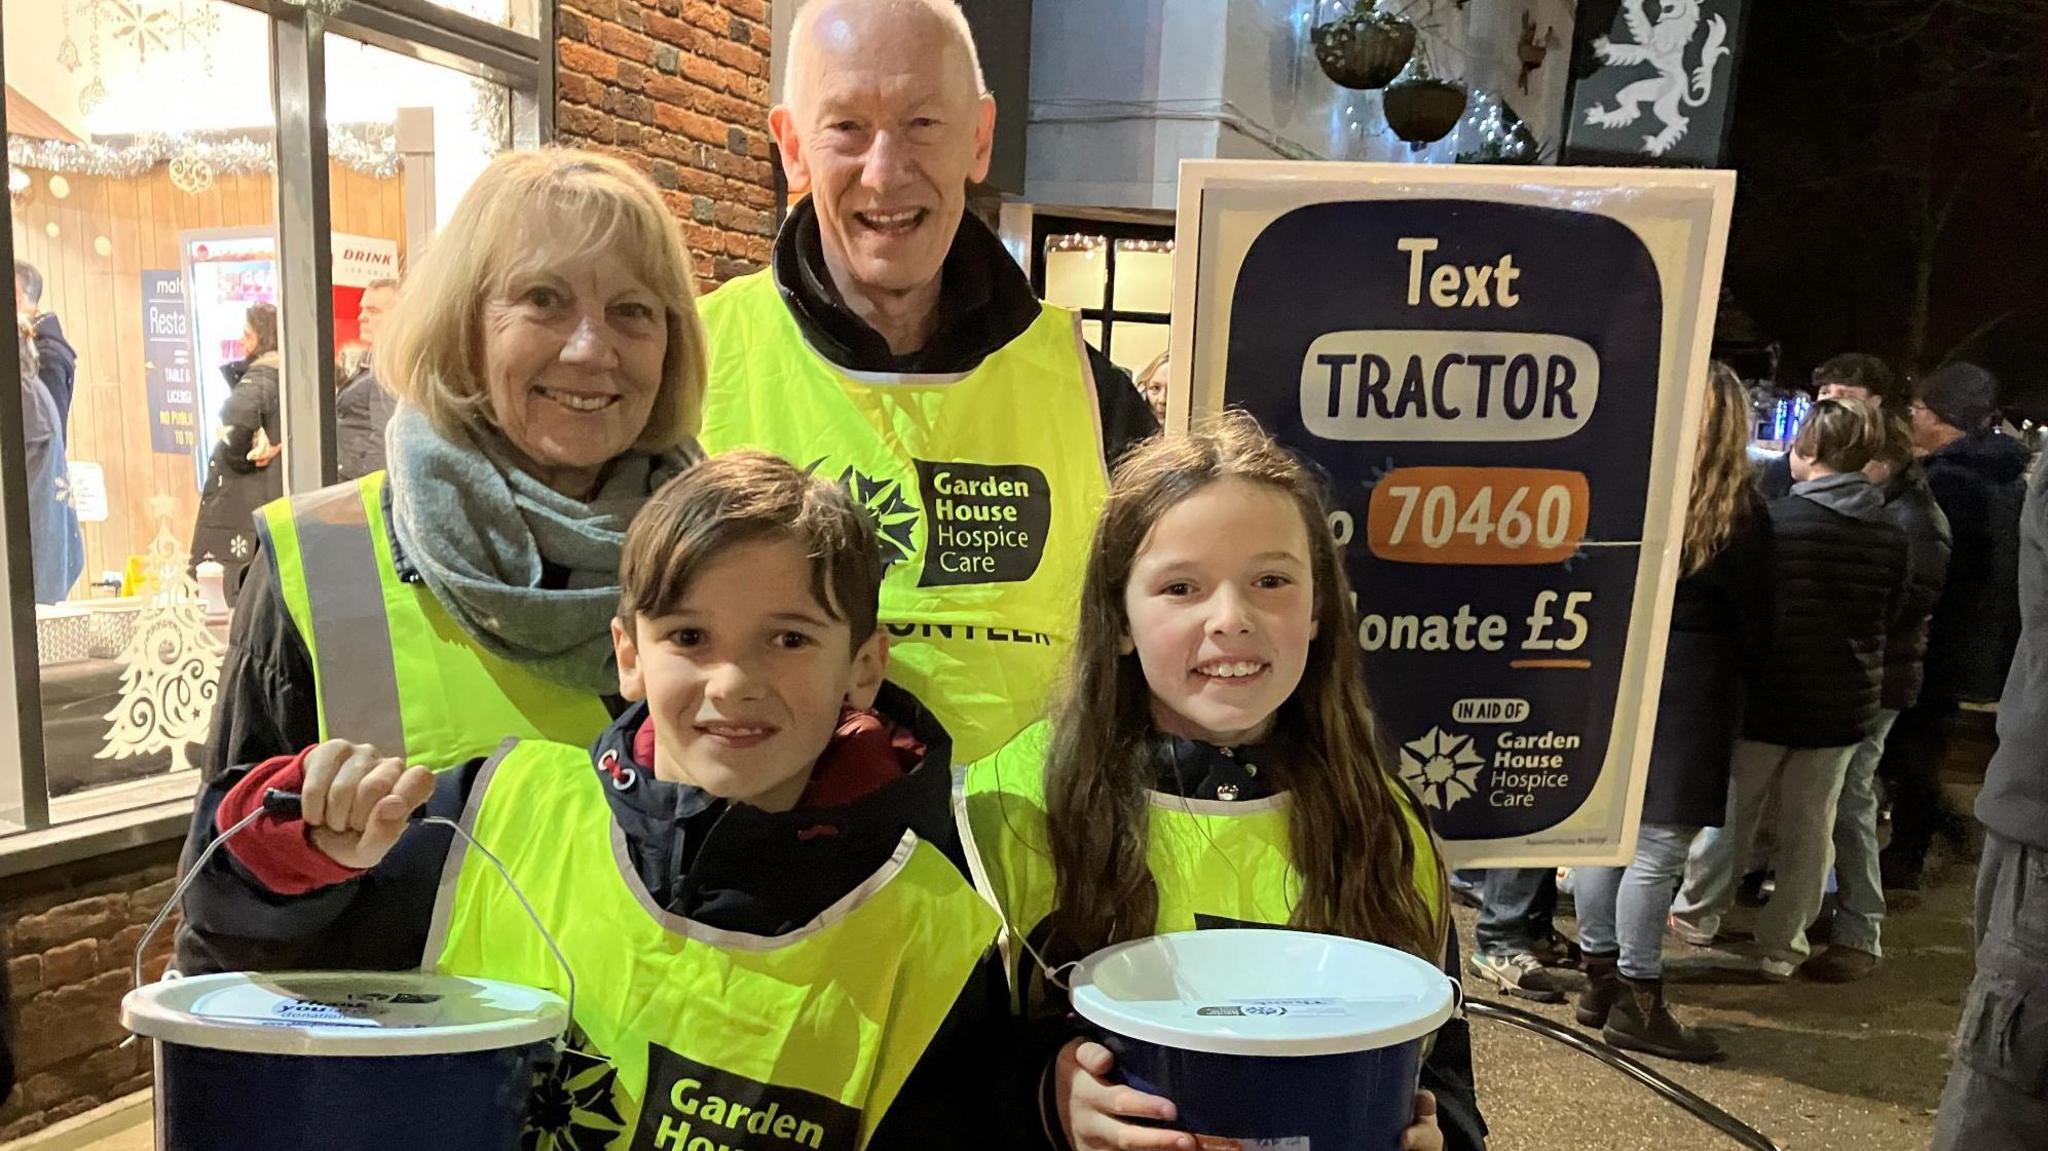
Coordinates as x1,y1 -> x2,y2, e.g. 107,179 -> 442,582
557,0 -> 781,293
0,843 -> 181,1141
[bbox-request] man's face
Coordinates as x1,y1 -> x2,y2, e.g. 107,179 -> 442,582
357,286 -> 396,347
1816,381 -> 1875,406
612,537 -> 886,812
1910,400 -> 1946,452
771,2 -> 996,299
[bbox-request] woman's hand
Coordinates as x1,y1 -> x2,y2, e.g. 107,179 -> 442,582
1054,1038 -> 1195,1151
299,739 -> 435,870
247,426 -> 282,466
1403,1090 -> 1443,1151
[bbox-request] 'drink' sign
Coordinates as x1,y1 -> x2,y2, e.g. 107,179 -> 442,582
1171,162 -> 1734,867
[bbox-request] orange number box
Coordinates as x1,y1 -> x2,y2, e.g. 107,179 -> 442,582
1366,467 -> 1590,565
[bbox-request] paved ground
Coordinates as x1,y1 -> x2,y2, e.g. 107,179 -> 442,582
1459,836 -> 1978,1151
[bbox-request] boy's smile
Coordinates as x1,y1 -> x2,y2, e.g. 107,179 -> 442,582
613,536 -> 886,812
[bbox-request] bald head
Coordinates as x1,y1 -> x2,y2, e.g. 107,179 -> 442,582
770,0 -> 997,336
785,0 -> 985,117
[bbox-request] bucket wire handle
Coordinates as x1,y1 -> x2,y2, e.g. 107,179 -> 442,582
134,789 -> 578,1033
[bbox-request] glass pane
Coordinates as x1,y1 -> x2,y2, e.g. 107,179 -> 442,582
7,0 -> 276,814
1113,241 -> 1175,313
421,0 -> 539,34
1043,234 -> 1106,311
326,34 -> 516,481
1081,319 -> 1104,351
1110,322 -> 1170,379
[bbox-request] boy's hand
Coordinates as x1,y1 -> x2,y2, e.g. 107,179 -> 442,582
299,739 -> 435,870
1054,1038 -> 1195,1151
1403,1090 -> 1443,1151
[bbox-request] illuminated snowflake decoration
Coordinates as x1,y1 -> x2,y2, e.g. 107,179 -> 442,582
1398,726 -> 1485,811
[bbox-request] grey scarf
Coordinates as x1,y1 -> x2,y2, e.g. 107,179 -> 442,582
386,403 -> 696,693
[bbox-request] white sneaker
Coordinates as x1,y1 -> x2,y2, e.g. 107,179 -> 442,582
1758,956 -> 1797,982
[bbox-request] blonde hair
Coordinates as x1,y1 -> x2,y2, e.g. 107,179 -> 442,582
1681,363 -> 1755,576
1793,397 -> 1882,474
379,148 -> 706,452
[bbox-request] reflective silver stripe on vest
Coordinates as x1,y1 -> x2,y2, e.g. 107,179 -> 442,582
292,484 -> 408,757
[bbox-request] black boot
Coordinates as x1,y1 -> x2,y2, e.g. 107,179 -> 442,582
1576,952 -> 1621,1028
1604,975 -> 1722,1063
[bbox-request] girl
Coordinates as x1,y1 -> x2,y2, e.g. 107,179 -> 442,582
1573,363 -> 1773,1061
963,412 -> 1479,1151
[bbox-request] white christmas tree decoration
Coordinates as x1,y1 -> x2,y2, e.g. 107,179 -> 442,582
98,496 -> 225,774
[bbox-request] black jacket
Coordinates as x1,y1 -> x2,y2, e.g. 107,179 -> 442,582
1744,473 -> 1910,748
175,685 -> 1010,1150
1978,458 -> 2048,851
1641,491 -> 1774,827
1922,430 -> 2031,703
335,362 -> 398,483
1018,736 -> 1486,1151
30,311 -> 76,431
189,354 -> 284,604
1877,467 -> 1951,710
773,199 -> 1160,463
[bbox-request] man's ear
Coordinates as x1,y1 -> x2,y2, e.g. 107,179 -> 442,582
769,104 -> 810,195
612,617 -> 646,702
969,94 -> 997,184
846,629 -> 889,711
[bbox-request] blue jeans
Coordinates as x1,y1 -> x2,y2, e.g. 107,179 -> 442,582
1575,823 -> 1700,980
1474,868 -> 1557,957
1830,708 -> 1898,957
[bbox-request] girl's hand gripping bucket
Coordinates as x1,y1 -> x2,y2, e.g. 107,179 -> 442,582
1070,928 -> 1457,1150
122,971 -> 565,1151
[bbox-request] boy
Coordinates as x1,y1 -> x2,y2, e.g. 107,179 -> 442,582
178,452 -> 1005,1150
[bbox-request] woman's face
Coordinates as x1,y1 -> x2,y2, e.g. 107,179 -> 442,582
241,324 -> 259,358
481,248 -> 667,498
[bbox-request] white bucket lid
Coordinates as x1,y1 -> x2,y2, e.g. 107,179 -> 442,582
122,971 -> 567,1058
1070,929 -> 1456,1057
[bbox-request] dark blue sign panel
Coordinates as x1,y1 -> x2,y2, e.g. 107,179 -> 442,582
1220,198 -> 1662,846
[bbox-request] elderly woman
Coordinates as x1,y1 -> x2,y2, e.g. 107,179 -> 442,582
190,147 -> 704,795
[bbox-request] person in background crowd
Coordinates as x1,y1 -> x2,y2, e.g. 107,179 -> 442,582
1576,365 -> 1771,1059
1930,434 -> 2048,1151
17,316 -> 83,604
336,277 -> 400,483
189,302 -> 284,602
1880,362 -> 2030,890
14,260 -> 77,432
1468,869 -> 1577,1003
1136,350 -> 1171,423
1760,354 -> 1899,499
1807,412 -> 1950,982
176,149 -> 709,974
1672,399 -> 1907,980
695,0 -> 1159,764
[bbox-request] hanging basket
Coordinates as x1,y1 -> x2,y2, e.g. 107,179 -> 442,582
1312,1 -> 1418,91
1384,74 -> 1469,144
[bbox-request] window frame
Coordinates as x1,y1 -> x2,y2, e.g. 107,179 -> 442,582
0,0 -> 552,872
1028,213 -> 1175,367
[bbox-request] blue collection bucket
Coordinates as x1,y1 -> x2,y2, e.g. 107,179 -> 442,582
121,970 -> 566,1151
1070,929 -> 1456,1151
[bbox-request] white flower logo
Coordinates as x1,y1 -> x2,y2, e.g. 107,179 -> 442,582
1399,726 -> 1486,811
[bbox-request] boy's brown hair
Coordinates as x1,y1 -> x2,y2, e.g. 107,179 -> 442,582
1793,397 -> 1882,474
618,451 -> 884,647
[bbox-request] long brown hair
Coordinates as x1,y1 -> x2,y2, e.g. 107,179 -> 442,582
1681,363 -> 1756,575
1044,411 -> 1444,964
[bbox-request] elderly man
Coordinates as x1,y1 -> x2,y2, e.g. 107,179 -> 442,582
698,0 -> 1157,764
336,277 -> 399,482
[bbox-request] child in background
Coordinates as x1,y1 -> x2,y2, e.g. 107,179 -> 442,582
963,413 -> 1481,1151
178,452 -> 1005,1150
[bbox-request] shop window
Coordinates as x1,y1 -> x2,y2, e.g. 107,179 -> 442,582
1,0 -> 540,846
1030,215 -> 1175,380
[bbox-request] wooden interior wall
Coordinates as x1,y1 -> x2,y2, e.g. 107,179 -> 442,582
10,163 -> 404,597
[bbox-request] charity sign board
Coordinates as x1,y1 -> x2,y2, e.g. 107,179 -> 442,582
1170,161 -> 1734,867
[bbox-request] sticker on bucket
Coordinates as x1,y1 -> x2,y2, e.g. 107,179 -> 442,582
1194,998 -> 1358,1019
1193,1137 -> 1310,1151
